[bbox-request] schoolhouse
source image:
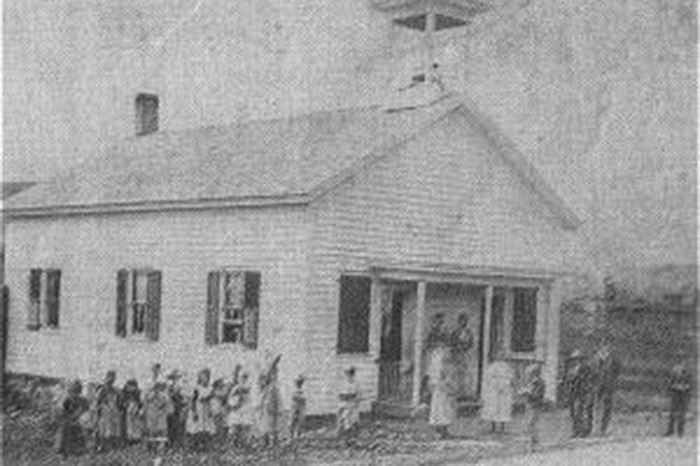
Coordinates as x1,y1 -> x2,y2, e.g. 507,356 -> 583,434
3,0 -> 593,416
3,89 -> 590,415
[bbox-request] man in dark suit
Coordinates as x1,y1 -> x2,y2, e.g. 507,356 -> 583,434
566,350 -> 595,438
592,342 -> 622,435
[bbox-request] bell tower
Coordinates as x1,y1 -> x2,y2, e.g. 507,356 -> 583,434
371,0 -> 494,82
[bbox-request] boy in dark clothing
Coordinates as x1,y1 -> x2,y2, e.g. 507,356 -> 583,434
665,362 -> 693,437
521,363 -> 545,452
166,370 -> 186,449
57,380 -> 90,458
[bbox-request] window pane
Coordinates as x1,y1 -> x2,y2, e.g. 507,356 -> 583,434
337,275 -> 371,354
224,272 -> 245,307
222,323 -> 242,343
133,303 -> 146,333
510,287 -> 537,353
135,271 -> 149,303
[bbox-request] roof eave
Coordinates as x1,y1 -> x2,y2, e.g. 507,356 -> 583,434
3,194 -> 312,219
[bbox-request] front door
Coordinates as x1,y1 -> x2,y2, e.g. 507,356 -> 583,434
378,291 -> 404,400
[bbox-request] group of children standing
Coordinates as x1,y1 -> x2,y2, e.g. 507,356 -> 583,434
56,357 -> 365,459
56,356 -> 299,459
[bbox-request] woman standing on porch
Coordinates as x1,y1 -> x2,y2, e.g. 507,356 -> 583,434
481,354 -> 515,433
428,343 -> 454,438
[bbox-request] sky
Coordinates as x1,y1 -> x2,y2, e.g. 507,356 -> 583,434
2,0 -> 697,271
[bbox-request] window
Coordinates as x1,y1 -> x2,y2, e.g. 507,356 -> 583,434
489,286 -> 539,358
27,268 -> 61,330
116,269 -> 161,340
135,93 -> 158,136
336,275 -> 371,354
205,270 -> 260,348
510,287 -> 538,353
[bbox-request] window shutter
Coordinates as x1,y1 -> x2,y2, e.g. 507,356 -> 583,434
336,275 -> 371,354
206,271 -> 221,345
46,269 -> 61,328
146,270 -> 162,341
243,272 -> 261,349
116,269 -> 128,337
27,269 -> 42,330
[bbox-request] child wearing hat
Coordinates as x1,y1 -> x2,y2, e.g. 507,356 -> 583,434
57,380 -> 90,458
95,370 -> 121,452
337,366 -> 361,437
520,362 -> 545,452
120,378 -> 143,445
187,368 -> 216,452
166,370 -> 187,449
227,370 -> 254,449
144,381 -> 174,455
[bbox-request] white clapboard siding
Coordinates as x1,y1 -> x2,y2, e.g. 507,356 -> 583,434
303,112 -> 587,413
4,206 -> 310,400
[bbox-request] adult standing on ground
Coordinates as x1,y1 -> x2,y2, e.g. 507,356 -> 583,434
481,351 -> 515,433
566,350 -> 595,438
592,342 -> 621,435
665,361 -> 692,437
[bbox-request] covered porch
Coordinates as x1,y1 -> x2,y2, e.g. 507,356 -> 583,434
368,263 -> 562,417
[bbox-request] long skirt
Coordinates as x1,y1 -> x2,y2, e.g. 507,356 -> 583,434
429,384 -> 453,426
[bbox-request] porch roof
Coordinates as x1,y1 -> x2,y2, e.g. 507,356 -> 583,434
368,260 -> 563,283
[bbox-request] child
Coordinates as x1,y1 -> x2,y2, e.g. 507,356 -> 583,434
166,370 -> 186,449
187,368 -> 216,452
210,378 -> 228,446
290,375 -> 307,441
259,356 -> 282,454
120,379 -> 143,445
227,371 -> 254,449
144,381 -> 173,456
481,355 -> 515,434
521,363 -> 545,452
95,370 -> 122,452
57,380 -> 90,458
665,361 -> 692,437
337,366 -> 361,438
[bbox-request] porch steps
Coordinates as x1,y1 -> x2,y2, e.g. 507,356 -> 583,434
372,400 -> 416,419
372,398 -> 483,419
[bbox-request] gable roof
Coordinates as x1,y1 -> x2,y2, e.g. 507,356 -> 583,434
4,93 -> 581,229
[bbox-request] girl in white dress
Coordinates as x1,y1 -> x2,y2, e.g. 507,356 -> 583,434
481,356 -> 515,433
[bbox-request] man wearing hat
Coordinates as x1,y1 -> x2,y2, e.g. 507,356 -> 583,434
566,350 -> 595,438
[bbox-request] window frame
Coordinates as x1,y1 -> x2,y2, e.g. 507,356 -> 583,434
117,267 -> 161,341
219,270 -> 246,345
135,93 -> 159,136
207,268 -> 261,347
489,285 -> 541,361
509,286 -> 539,355
27,268 -> 61,331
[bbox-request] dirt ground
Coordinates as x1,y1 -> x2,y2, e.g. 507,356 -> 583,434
2,404 -> 696,466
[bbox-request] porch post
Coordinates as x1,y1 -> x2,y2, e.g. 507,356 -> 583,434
411,281 -> 427,407
543,281 -> 562,402
368,275 -> 383,359
480,285 -> 494,395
